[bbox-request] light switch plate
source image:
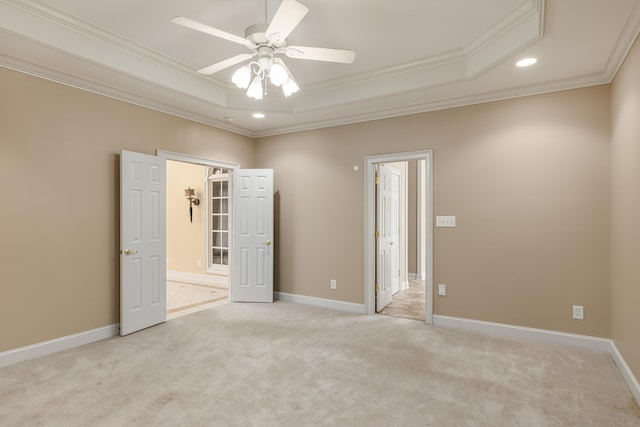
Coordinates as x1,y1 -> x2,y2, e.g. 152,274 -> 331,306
438,284 -> 446,296
436,216 -> 456,227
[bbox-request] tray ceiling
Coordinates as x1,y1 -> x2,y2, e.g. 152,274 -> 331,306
1,0 -> 639,137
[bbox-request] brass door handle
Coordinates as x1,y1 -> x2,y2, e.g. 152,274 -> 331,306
263,240 -> 272,246
121,249 -> 138,256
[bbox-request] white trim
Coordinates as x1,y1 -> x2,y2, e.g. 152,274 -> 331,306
167,270 -> 228,287
275,292 -> 366,315
156,150 -> 239,169
365,150 -> 434,324
611,341 -> 640,405
0,324 -> 119,368
433,315 -> 611,353
408,273 -> 426,281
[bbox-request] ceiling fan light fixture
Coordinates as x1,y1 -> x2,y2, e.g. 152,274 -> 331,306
232,65 -> 252,89
247,75 -> 264,100
282,77 -> 300,97
173,0 -> 355,100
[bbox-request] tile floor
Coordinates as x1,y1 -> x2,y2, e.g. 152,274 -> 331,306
167,279 -> 426,322
167,281 -> 229,320
379,280 -> 426,321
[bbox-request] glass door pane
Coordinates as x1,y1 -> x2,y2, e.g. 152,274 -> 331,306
207,169 -> 230,272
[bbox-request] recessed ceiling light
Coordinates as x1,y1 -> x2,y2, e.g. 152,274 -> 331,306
252,113 -> 265,119
516,57 -> 537,67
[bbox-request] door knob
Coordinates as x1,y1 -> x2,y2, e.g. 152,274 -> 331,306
121,249 -> 138,256
263,240 -> 272,246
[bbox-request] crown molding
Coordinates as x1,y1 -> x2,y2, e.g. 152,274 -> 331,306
1,0 -> 638,138
252,72 -> 612,138
602,0 -> 640,80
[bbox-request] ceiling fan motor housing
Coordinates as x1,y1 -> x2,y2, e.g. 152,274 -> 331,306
245,23 -> 286,48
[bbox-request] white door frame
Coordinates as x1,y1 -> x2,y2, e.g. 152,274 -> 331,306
365,150 -> 433,323
157,150 -> 239,172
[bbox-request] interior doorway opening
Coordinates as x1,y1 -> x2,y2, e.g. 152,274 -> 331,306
159,151 -> 239,319
375,161 -> 426,321
365,151 -> 433,324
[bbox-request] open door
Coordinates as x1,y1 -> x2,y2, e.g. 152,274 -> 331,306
231,169 -> 274,303
376,164 -> 400,312
120,150 -> 166,335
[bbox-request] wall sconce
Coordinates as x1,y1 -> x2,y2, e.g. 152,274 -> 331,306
184,187 -> 200,223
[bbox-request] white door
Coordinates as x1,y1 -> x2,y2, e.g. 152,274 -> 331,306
376,164 -> 400,312
231,169 -> 274,303
120,150 -> 166,336
389,167 -> 401,295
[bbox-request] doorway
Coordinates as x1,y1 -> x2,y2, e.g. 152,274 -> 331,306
375,161 -> 426,321
364,150 -> 433,324
160,151 -> 239,318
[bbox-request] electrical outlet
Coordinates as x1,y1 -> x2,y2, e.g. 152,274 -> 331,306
573,305 -> 584,320
331,279 -> 337,290
197,259 -> 202,268
438,284 -> 446,296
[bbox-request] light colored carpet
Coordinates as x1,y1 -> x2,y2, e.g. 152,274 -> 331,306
1,301 -> 638,426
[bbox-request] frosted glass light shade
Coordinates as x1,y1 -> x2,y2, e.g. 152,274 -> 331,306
269,62 -> 288,87
282,77 -> 300,97
232,66 -> 251,89
246,76 -> 263,100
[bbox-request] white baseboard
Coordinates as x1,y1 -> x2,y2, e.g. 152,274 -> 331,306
610,341 -> 640,405
275,292 -> 366,314
433,315 -> 612,353
0,324 -> 119,368
408,272 -> 426,281
167,270 -> 228,287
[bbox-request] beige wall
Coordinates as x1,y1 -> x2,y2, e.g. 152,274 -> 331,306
611,36 -> 640,380
0,54 -> 627,355
257,85 -> 611,337
167,161 -> 207,274
0,67 -> 255,352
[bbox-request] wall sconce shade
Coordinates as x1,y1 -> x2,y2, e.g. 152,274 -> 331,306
185,187 -> 200,223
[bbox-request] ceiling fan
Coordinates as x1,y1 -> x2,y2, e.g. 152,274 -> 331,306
171,0 -> 356,99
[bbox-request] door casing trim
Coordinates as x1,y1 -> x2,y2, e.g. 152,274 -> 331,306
364,150 -> 433,324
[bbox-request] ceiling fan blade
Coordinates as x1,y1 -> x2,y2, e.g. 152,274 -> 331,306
171,16 -> 254,49
197,53 -> 256,75
285,46 -> 356,64
265,0 -> 309,43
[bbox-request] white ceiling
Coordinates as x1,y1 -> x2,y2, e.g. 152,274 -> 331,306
1,0 -> 639,137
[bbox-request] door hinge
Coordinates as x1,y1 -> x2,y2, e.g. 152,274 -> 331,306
375,230 -> 380,238
375,284 -> 379,293
375,175 -> 380,185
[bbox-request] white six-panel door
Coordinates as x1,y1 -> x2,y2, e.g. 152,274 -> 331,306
120,150 -> 166,335
376,164 -> 400,312
231,169 -> 274,303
